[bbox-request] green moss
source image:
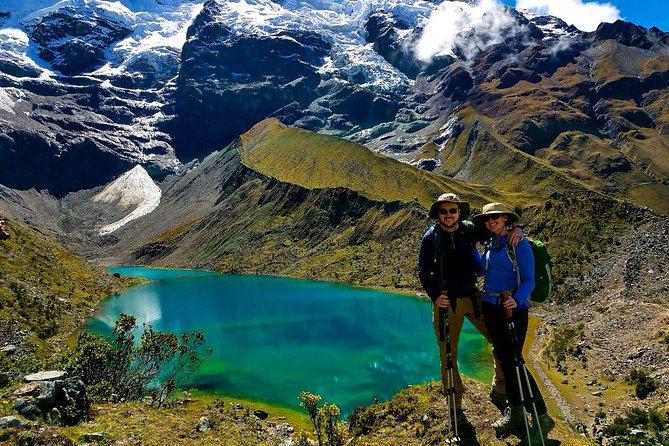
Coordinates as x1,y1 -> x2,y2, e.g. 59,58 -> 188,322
543,323 -> 584,367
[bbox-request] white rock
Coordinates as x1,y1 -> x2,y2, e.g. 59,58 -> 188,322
24,370 -> 66,382
196,416 -> 212,432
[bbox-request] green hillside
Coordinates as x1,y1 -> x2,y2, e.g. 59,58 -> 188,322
461,49 -> 669,214
0,220 -> 133,369
236,118 -> 516,209
434,107 -> 587,198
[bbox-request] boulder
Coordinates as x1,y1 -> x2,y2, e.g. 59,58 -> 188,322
13,377 -> 89,426
24,370 -> 66,382
0,416 -> 21,428
1,344 -> 17,354
79,432 -> 106,443
196,416 -> 212,432
14,382 -> 43,398
18,404 -> 42,420
12,398 -> 30,412
253,409 -> 269,420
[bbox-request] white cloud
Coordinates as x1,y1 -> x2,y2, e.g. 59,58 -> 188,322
414,0 -> 521,63
516,0 -> 621,32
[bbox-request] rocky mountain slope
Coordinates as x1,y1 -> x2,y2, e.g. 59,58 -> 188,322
0,1 -> 667,444
0,0 -> 200,196
1,0 -> 667,212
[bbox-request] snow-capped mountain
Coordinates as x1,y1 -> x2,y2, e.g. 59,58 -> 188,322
0,0 -> 667,211
0,0 -> 204,195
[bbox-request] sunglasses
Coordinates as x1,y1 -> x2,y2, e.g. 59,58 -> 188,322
439,208 -> 459,215
481,214 -> 503,222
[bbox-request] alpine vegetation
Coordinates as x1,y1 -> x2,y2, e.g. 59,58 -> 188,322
0,0 -> 667,444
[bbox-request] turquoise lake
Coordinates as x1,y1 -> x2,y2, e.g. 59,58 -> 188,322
87,266 -> 493,414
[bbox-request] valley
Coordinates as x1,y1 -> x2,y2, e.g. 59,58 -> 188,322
0,0 -> 667,445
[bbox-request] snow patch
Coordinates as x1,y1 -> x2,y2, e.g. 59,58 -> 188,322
0,28 -> 56,77
24,0 -> 136,24
0,88 -> 26,114
2,0 -> 202,79
100,1 -> 203,78
93,165 -> 161,235
208,0 -> 437,93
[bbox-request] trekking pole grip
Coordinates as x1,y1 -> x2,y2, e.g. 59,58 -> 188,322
501,291 -> 513,319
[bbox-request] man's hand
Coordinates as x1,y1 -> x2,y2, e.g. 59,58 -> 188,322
436,291 -> 449,308
502,297 -> 518,310
508,226 -> 525,247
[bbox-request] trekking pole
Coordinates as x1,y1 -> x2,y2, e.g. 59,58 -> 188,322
500,292 -> 537,446
438,306 -> 460,444
437,246 -> 460,444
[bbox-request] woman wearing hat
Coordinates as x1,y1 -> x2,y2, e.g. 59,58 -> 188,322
473,203 -> 554,440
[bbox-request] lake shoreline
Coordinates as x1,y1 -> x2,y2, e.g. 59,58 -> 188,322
92,266 -> 494,416
106,263 -> 426,300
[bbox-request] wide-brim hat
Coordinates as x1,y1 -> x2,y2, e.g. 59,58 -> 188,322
472,202 -> 519,226
428,193 -> 470,220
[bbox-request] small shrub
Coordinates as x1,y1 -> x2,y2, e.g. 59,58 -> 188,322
298,391 -> 347,446
543,324 -> 583,368
294,432 -> 310,446
348,406 -> 376,436
626,369 -> 658,399
66,314 -> 212,406
603,407 -> 668,444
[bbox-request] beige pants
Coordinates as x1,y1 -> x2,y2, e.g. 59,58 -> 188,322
432,297 -> 505,409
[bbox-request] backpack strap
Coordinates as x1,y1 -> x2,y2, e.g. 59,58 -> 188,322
507,244 -> 521,291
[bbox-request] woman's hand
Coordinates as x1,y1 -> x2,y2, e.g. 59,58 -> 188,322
502,297 -> 518,310
436,292 -> 450,308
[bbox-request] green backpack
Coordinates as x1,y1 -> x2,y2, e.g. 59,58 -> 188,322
508,239 -> 553,304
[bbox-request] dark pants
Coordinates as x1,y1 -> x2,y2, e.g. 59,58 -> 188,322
481,302 -> 547,414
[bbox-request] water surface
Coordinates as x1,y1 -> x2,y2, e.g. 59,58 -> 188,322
89,266 -> 493,414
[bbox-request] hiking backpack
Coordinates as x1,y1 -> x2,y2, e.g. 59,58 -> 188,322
508,239 -> 552,304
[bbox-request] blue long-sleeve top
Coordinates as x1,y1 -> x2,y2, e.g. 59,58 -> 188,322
480,235 -> 535,309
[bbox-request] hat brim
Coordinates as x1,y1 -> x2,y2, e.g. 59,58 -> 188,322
471,211 -> 519,226
428,200 -> 471,221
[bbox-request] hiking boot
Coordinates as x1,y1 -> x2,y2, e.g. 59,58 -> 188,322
532,412 -> 556,440
489,389 -> 508,414
492,406 -> 527,437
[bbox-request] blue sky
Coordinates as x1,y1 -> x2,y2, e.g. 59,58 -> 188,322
607,0 -> 669,30
501,0 -> 668,31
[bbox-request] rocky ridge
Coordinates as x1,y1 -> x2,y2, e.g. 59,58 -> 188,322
0,1 -> 667,213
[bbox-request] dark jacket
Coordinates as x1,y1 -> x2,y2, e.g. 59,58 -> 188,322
418,220 -> 487,303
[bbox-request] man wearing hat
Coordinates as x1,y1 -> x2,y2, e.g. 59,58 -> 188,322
418,193 -> 523,419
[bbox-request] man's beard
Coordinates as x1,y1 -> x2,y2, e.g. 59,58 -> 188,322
441,220 -> 459,229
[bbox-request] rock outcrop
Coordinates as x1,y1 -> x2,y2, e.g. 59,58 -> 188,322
13,375 -> 90,426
